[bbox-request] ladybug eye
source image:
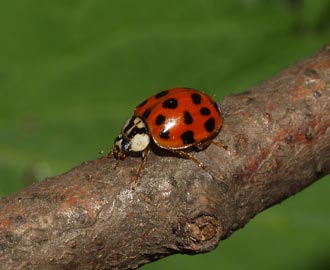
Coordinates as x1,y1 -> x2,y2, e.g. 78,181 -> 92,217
113,135 -> 129,159
122,141 -> 130,153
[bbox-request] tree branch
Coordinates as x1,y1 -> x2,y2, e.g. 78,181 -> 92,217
1,45 -> 330,270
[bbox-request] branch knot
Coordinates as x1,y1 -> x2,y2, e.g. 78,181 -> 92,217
173,214 -> 222,254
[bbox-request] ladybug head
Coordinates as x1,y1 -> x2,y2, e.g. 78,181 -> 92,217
112,116 -> 150,160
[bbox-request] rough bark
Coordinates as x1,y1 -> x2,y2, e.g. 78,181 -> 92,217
0,45 -> 330,270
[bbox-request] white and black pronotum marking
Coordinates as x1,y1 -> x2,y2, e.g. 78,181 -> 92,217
112,116 -> 150,160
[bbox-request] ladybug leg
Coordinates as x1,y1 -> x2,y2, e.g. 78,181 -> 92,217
132,148 -> 150,187
175,150 -> 206,169
211,140 -> 228,150
107,146 -> 120,158
106,149 -> 120,170
113,160 -> 120,170
107,149 -> 113,157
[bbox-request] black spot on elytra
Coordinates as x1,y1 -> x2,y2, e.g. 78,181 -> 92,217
212,101 -> 220,113
155,115 -> 166,126
191,93 -> 202,105
204,118 -> 215,132
155,90 -> 169,99
200,107 -> 211,116
181,131 -> 195,145
163,98 -> 178,109
137,99 -> 148,108
160,129 -> 170,139
142,108 -> 152,119
184,111 -> 193,124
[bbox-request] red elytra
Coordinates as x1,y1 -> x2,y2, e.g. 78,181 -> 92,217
135,87 -> 223,149
110,87 -> 224,185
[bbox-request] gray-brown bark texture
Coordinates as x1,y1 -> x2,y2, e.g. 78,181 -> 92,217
1,45 -> 330,270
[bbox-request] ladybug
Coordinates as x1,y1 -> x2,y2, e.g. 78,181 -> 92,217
110,87 -> 224,183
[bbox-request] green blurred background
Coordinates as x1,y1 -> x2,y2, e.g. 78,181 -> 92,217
0,0 -> 329,269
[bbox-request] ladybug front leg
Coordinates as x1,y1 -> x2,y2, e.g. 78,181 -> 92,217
133,148 -> 150,186
174,150 -> 205,169
106,149 -> 121,170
